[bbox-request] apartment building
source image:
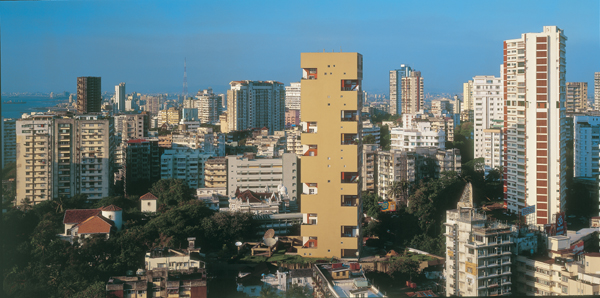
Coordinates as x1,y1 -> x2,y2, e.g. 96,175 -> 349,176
312,263 -> 386,298
566,82 -> 588,113
483,128 -> 503,173
15,114 -> 115,205
285,109 -> 300,128
194,88 -> 223,124
298,52 -> 363,259
389,65 -> 412,115
77,76 -> 101,113
227,81 -> 285,134
115,82 -> 126,113
361,119 -> 381,145
595,72 -> 600,110
390,121 -> 445,152
573,115 -> 600,178
204,157 -> 226,188
226,153 -> 298,201
170,129 -> 226,156
246,131 -> 287,157
429,116 -> 455,142
285,128 -> 303,156
472,75 -> 504,171
444,190 -> 514,296
158,107 -> 181,128
114,113 -> 149,144
161,149 -> 214,189
514,237 -> 600,295
361,144 -> 378,194
503,26 -> 567,224
402,71 -> 424,115
124,139 -> 162,196
462,80 -> 474,122
377,148 -> 461,201
2,118 -> 16,168
285,82 -> 301,111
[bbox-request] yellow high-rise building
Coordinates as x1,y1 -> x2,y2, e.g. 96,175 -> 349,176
298,52 -> 363,259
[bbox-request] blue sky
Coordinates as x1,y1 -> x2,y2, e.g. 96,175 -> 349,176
1,0 -> 599,95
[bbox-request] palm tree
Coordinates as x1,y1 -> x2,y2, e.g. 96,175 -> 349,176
387,179 -> 410,205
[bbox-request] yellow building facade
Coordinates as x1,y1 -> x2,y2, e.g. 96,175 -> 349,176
298,52 -> 363,259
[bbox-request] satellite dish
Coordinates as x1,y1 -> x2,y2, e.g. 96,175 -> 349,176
235,241 -> 243,247
264,238 -> 277,247
264,229 -> 275,239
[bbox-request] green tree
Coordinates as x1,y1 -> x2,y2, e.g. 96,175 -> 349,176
362,134 -> 376,144
388,258 -> 420,281
386,180 -> 410,204
361,192 -> 382,219
379,125 -> 391,150
259,285 -> 279,298
283,284 -> 313,298
149,179 -> 195,207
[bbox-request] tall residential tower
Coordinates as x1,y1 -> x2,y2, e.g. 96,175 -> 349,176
77,77 -> 102,114
298,52 -> 363,259
503,26 -> 567,225
389,65 -> 411,115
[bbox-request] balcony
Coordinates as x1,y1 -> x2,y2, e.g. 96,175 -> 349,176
302,68 -> 317,80
341,134 -> 358,145
303,183 -> 317,195
302,122 -> 318,134
303,237 -> 318,248
302,145 -> 317,156
341,172 -> 358,183
341,110 -> 358,122
341,226 -> 359,238
341,80 -> 360,91
341,195 -> 358,207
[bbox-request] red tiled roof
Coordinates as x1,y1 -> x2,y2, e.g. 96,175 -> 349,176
140,192 -> 158,200
127,139 -> 148,144
76,215 -> 114,234
236,189 -> 274,203
100,204 -> 122,211
63,209 -> 101,224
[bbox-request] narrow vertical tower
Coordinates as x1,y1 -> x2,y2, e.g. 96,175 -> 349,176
503,26 -> 567,225
183,58 -> 188,100
298,52 -> 363,259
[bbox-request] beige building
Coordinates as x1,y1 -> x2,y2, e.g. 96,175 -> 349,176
462,80 -> 474,122
204,157 -> 227,188
226,153 -> 298,201
503,26 -> 567,224
566,82 -> 588,113
158,107 -> 181,128
514,236 -> 600,295
15,114 -> 115,205
402,71 -> 424,115
444,186 -> 514,296
298,52 -> 363,259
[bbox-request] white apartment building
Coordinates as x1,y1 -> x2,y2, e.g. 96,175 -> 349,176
246,131 -> 287,157
226,153 -> 298,200
193,88 -> 223,124
566,82 -> 588,113
472,75 -> 504,172
170,129 -> 226,156
114,113 -> 148,144
285,128 -> 303,156
115,82 -> 126,112
462,80 -> 474,122
445,188 -> 514,296
389,65 -> 412,115
361,119 -> 380,145
503,26 -> 567,225
285,82 -> 301,111
390,121 -> 445,152
482,128 -> 503,173
595,72 -> 600,110
15,114 -> 115,205
227,81 -> 285,134
160,149 -> 213,189
573,115 -> 600,178
2,118 -> 16,168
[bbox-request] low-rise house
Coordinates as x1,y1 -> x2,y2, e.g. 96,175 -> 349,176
140,192 -> 158,213
145,238 -> 205,271
313,263 -> 386,297
62,205 -> 122,241
227,186 -> 297,214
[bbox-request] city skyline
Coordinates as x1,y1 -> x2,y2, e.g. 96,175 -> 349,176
1,0 -> 598,96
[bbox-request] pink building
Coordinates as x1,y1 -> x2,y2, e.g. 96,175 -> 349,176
285,109 -> 300,128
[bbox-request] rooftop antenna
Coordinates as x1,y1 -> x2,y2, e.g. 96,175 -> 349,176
183,58 -> 188,100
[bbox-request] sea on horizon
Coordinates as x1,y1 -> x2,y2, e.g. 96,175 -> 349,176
1,96 -> 69,119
